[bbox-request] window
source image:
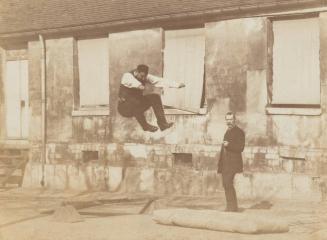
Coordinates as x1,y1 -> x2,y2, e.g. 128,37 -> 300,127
162,28 -> 206,114
172,153 -> 193,168
77,38 -> 109,108
4,60 -> 29,139
271,18 -> 320,107
82,150 -> 99,163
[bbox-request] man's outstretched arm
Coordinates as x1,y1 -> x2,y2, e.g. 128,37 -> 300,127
147,74 -> 185,88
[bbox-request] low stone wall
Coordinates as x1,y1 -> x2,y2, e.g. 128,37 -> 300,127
22,162 -> 325,201
21,142 -> 327,201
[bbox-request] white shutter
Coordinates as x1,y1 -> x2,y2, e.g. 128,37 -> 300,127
5,60 -> 28,139
78,38 -> 109,107
20,60 -> 29,138
163,28 -> 205,112
272,18 -> 320,105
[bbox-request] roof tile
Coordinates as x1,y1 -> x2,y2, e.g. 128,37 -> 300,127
0,0 -> 324,34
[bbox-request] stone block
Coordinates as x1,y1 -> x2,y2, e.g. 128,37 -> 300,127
22,163 -> 41,188
154,170 -> 173,195
251,173 -> 292,199
139,168 -> 154,192
265,153 -> 279,160
282,160 -> 294,173
292,175 -> 317,200
27,41 -> 42,141
267,147 -> 278,154
258,147 -> 267,153
235,173 -> 253,199
53,164 -> 68,189
123,144 -> 148,159
247,60 -> 266,92
66,166 -> 88,191
108,166 -> 123,191
203,171 -> 221,196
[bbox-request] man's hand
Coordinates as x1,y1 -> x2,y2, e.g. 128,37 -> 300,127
178,83 -> 186,88
138,85 -> 145,90
118,97 -> 126,103
223,141 -> 229,147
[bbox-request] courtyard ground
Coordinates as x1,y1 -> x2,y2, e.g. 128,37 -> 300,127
0,188 -> 326,240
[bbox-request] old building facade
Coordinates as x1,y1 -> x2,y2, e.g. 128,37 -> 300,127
0,0 -> 327,200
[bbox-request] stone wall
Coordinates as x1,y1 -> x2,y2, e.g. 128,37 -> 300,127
46,38 -> 74,142
21,16 -> 327,148
1,15 -> 327,200
0,48 -> 4,139
22,143 -> 326,200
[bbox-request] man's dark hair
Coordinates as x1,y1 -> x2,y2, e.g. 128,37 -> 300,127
226,111 -> 236,119
137,64 -> 149,75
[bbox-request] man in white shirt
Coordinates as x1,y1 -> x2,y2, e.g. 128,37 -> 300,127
117,64 -> 185,132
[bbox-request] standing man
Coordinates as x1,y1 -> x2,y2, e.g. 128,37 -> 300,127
217,112 -> 245,212
117,64 -> 185,132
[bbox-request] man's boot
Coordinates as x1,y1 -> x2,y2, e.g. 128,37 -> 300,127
157,121 -> 174,131
146,94 -> 174,131
135,113 -> 158,132
143,124 -> 159,132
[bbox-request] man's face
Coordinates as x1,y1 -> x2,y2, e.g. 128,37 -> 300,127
135,71 -> 147,82
225,114 -> 235,129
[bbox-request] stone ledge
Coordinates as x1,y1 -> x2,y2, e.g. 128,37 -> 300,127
266,106 -> 322,116
72,108 -> 109,116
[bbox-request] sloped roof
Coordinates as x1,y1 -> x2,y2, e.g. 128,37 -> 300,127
0,0 -> 324,35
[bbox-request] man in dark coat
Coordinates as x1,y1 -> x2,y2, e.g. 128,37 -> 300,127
217,112 -> 245,212
117,64 -> 185,132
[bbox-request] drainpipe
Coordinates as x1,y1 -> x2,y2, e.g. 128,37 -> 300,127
39,34 -> 46,187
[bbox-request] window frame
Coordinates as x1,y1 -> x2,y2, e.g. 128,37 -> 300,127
72,37 -> 110,116
3,49 -> 29,140
162,27 -> 207,115
266,14 -> 322,116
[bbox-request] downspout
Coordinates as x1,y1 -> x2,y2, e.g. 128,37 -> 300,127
38,34 -> 46,187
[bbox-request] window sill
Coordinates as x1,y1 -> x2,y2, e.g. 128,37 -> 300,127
164,107 -> 207,115
72,108 -> 109,117
0,140 -> 30,148
266,106 -> 322,116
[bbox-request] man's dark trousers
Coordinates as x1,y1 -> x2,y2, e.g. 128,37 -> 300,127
222,171 -> 238,211
118,92 -> 166,128
133,94 -> 167,128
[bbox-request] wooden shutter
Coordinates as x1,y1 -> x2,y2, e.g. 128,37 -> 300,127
162,28 -> 205,113
78,38 -> 109,107
5,60 -> 29,138
20,60 -> 29,138
272,18 -> 320,105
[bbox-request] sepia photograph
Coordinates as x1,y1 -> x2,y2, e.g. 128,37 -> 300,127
0,0 -> 326,239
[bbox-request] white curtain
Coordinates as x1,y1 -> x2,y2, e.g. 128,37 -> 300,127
78,38 -> 109,107
163,28 -> 205,112
272,18 -> 320,105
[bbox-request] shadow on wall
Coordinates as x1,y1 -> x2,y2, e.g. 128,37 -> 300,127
69,145 -> 135,191
249,200 -> 273,209
107,144 -> 134,192
320,181 -> 327,201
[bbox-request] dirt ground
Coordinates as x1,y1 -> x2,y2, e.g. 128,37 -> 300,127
0,188 -> 326,240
